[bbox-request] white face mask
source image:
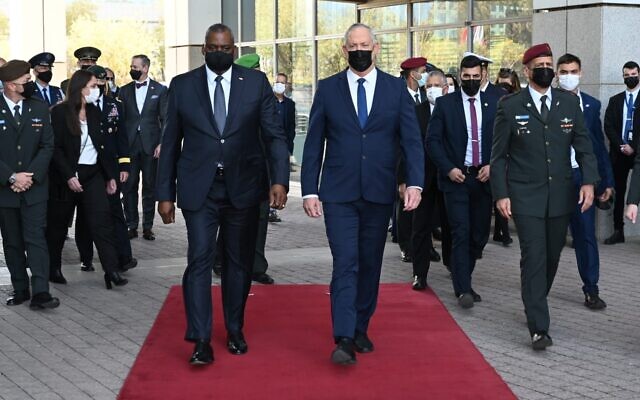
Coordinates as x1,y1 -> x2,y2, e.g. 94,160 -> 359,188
448,84 -> 455,92
273,82 -> 286,94
426,86 -> 443,105
558,74 -> 580,91
84,87 -> 100,104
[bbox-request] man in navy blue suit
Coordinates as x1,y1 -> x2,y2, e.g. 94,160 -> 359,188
301,23 -> 424,365
156,24 -> 289,366
426,55 -> 499,309
556,54 -> 613,310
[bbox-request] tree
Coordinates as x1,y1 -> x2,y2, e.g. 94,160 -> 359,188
66,0 -> 96,33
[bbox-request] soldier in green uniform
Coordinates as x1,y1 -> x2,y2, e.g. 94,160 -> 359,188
490,44 -> 599,350
0,60 -> 60,309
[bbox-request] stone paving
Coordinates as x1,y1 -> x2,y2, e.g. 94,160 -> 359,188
0,180 -> 639,399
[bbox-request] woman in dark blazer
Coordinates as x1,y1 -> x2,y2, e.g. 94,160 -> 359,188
46,69 -> 128,289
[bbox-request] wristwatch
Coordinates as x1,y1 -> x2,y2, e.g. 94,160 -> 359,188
8,173 -> 16,185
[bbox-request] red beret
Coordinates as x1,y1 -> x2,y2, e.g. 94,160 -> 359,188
400,57 -> 427,70
522,43 -> 553,65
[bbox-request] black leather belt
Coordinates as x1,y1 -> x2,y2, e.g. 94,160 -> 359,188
463,165 -> 481,175
215,167 -> 224,176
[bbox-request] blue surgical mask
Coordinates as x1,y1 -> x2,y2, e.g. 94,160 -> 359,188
416,72 -> 428,88
0,81 -> 3,92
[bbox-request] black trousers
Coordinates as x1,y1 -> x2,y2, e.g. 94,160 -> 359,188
611,153 -> 635,230
493,203 -> 511,239
0,201 -> 50,294
76,184 -> 132,266
46,165 -> 120,274
182,176 -> 260,341
411,183 -> 444,278
396,197 -> 413,254
123,135 -> 157,231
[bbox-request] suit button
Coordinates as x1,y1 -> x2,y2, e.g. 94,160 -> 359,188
546,141 -> 550,146
17,145 -> 21,150
545,125 -> 549,129
17,161 -> 22,166
362,155 -> 366,160
362,134 -> 366,138
548,176 -> 552,181
221,139 -> 225,144
547,159 -> 551,163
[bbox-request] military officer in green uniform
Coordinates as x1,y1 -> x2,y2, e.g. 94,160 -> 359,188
0,60 -> 60,309
490,43 -> 599,350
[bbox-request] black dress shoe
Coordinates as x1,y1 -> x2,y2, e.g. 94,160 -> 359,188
432,227 -> 442,241
331,337 -> 356,365
29,292 -> 60,310
531,332 -> 553,350
213,264 -> 222,276
584,293 -> 607,310
429,247 -> 441,262
252,272 -> 274,284
412,275 -> 427,291
470,288 -> 482,302
502,236 -> 513,246
104,272 -> 128,289
189,340 -> 213,365
6,290 -> 30,306
457,293 -> 474,309
227,332 -> 248,355
143,229 -> 155,241
128,229 -> 138,239
400,251 -> 412,263
49,269 -> 67,284
354,332 -> 374,353
604,229 -> 624,245
493,233 -> 504,242
80,262 -> 95,272
119,257 -> 138,272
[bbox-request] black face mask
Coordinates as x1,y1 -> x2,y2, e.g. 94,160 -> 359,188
38,70 -> 53,83
531,67 -> 555,88
348,50 -> 373,73
129,69 -> 143,81
460,79 -> 481,96
205,51 -> 234,73
498,82 -> 514,94
19,81 -> 38,98
624,76 -> 639,89
80,64 -> 91,70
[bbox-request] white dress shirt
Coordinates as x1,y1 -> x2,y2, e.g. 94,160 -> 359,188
460,90 -> 483,166
78,120 -> 98,165
570,91 -> 584,169
3,94 -> 23,117
94,95 -> 104,111
36,81 -> 50,100
621,86 -> 639,141
406,86 -> 422,104
528,85 -> 552,115
135,77 -> 150,114
346,67 -> 376,115
206,65 -> 232,118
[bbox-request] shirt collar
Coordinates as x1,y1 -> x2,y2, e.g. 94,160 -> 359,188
3,93 -> 21,111
480,81 -> 489,92
135,77 -> 150,87
206,64 -> 233,85
460,88 -> 481,103
528,85 -> 552,105
36,81 -> 48,91
346,67 -> 377,86
406,86 -> 419,97
625,86 -> 640,97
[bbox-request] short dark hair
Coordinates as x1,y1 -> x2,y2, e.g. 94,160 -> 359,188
205,23 -> 235,43
276,72 -> 288,81
132,54 -> 151,68
623,61 -> 640,73
557,53 -> 582,69
460,55 -> 482,70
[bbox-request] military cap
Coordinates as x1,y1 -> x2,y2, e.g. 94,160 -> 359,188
522,43 -> 552,65
463,51 -> 493,67
0,60 -> 31,82
400,57 -> 427,70
28,52 -> 55,68
74,46 -> 102,61
425,62 -> 439,73
235,53 -> 260,69
87,65 -> 107,79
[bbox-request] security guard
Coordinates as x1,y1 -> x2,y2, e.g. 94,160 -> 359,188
28,52 -> 64,106
0,60 -> 59,309
61,46 -> 102,94
490,43 -> 599,350
75,65 -> 136,272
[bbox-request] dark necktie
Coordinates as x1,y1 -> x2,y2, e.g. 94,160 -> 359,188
214,75 -> 226,134
414,93 -> 420,105
42,87 -> 50,105
469,98 -> 480,166
13,105 -> 21,125
135,81 -> 147,89
96,99 -> 101,110
540,95 -> 549,121
624,92 -> 634,143
357,78 -> 367,129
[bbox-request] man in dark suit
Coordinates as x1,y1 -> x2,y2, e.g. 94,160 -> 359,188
603,61 -> 640,245
491,44 -> 599,350
427,55 -> 499,308
556,54 -> 614,310
156,23 -> 289,365
28,52 -> 64,106
464,51 -> 508,100
120,54 -> 167,241
301,23 -> 424,365
274,72 -> 296,167
0,60 -> 59,309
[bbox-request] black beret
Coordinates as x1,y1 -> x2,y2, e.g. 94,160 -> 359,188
28,52 -> 56,68
74,46 -> 102,61
0,60 -> 31,82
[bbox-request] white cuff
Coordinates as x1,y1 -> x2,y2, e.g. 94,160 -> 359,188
406,186 -> 423,192
302,194 -> 319,199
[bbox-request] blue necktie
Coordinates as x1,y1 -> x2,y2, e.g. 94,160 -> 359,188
624,92 -> 634,143
214,75 -> 226,134
357,78 -> 368,129
42,88 -> 50,105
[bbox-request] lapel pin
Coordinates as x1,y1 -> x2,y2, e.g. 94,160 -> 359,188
526,103 -> 531,107
556,101 -> 560,106
2,109 -> 5,113
484,103 -> 488,107
238,77 -> 244,80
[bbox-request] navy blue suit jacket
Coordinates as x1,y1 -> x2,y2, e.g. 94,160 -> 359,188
156,65 -> 290,211
580,91 -> 614,195
33,84 -> 64,106
301,68 -> 424,205
426,91 -> 499,193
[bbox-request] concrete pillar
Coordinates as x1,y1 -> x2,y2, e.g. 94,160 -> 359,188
164,0 -> 222,83
533,0 -> 640,239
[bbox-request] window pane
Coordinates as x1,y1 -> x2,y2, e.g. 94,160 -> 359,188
318,39 -> 348,80
222,0 -> 238,38
277,0 -> 313,39
277,41 -> 313,117
360,5 -> 407,31
241,45 -> 275,81
473,0 -> 533,21
413,29 -> 468,75
413,1 -> 467,27
0,1 -> 9,58
317,1 -> 356,36
376,32 -> 408,77
242,0 -> 274,42
472,21 -> 532,78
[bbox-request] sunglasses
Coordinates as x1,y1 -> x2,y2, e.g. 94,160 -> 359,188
499,67 -> 513,73
105,77 -> 114,81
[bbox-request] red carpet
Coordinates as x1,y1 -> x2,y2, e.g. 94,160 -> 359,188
118,284 -> 515,400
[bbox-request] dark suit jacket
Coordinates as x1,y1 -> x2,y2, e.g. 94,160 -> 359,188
580,91 -> 614,195
301,68 -> 424,205
33,84 -> 64,106
97,95 -> 130,174
119,78 -> 168,155
604,90 -> 640,161
483,82 -> 508,99
426,91 -> 498,193
277,96 -> 296,154
490,87 -> 599,218
156,65 -> 290,211
0,96 -> 53,207
50,103 -> 118,189
398,101 -> 436,190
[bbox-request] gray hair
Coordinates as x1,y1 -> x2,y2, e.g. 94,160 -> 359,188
343,23 -> 377,46
428,70 -> 447,86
